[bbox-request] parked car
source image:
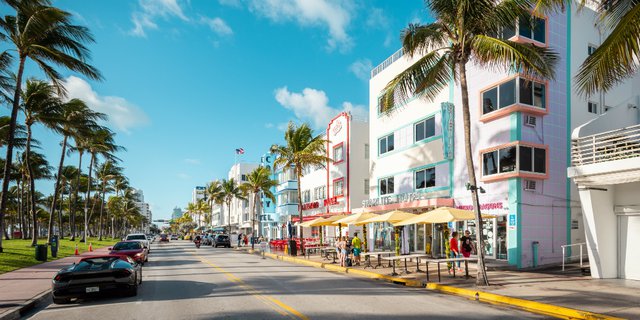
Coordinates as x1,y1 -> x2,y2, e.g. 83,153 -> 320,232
125,233 -> 150,252
202,234 -> 214,246
52,255 -> 141,304
213,234 -> 231,248
170,234 -> 179,240
109,241 -> 148,264
159,234 -> 169,242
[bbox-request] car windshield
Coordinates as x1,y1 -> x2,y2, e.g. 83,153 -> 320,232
113,242 -> 142,250
217,236 -> 228,241
127,235 -> 146,240
76,257 -> 118,271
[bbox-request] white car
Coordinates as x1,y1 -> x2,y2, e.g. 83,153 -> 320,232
125,233 -> 150,252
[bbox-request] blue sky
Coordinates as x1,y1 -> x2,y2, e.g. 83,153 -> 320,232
7,0 -> 431,222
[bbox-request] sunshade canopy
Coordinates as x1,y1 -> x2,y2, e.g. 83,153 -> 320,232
312,215 -> 347,226
332,212 -> 377,226
355,210 -> 416,226
299,217 -> 325,228
395,206 -> 489,226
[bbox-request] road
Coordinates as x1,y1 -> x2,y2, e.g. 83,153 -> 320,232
26,241 -> 547,319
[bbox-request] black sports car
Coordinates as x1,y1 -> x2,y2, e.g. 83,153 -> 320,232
52,255 -> 141,304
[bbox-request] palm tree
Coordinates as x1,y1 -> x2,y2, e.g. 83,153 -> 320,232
185,202 -> 197,226
0,0 -> 102,252
271,122 -> 330,254
19,151 -> 52,245
205,180 -> 223,227
240,167 -> 277,249
220,179 -> 246,236
48,99 -> 105,242
96,161 -> 121,240
196,200 -> 211,229
378,0 -> 557,285
57,165 -> 78,237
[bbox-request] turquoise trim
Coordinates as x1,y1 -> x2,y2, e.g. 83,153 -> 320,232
507,113 -> 523,268
414,185 -> 449,193
565,6 -> 573,256
375,110 -> 441,143
374,159 -> 451,197
448,80 -> 454,197
378,135 -> 443,159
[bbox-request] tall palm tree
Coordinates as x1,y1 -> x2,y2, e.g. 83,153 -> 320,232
220,178 -> 246,236
240,167 -> 277,249
271,122 -> 330,254
57,165 -> 78,237
48,99 -> 105,242
96,161 -> 121,240
205,180 -> 223,227
185,202 -> 197,226
196,200 -> 211,229
0,0 -> 102,252
19,151 -> 52,245
379,0 -> 557,285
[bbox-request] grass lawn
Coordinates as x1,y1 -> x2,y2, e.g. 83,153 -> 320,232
0,237 -> 119,274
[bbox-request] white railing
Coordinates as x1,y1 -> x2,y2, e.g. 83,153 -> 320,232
371,48 -> 404,79
571,123 -> 640,166
561,242 -> 588,271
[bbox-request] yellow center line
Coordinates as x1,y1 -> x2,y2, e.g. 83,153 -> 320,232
193,253 -> 309,320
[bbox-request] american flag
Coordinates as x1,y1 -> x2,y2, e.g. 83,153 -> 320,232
235,148 -> 245,155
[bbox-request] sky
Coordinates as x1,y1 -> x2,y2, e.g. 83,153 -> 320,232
4,0 -> 432,222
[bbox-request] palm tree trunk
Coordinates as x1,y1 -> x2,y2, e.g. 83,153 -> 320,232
98,181 -> 106,241
71,151 -> 84,240
83,153 -> 95,243
227,200 -> 231,236
459,62 -> 489,286
18,177 -> 25,239
0,56 -> 26,253
25,123 -> 38,247
251,192 -> 257,250
296,169 -> 304,257
48,135 -> 68,243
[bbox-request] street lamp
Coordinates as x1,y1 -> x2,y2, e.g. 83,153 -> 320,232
465,182 -> 486,193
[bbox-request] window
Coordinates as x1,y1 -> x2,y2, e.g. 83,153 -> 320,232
278,190 -> 299,204
365,144 -> 370,159
482,144 -> 547,177
333,144 -> 344,163
588,102 -> 599,114
241,174 -> 247,181
379,134 -> 395,155
333,179 -> 344,197
588,45 -> 597,56
519,16 -> 545,43
415,168 -> 436,190
302,190 -> 311,203
364,179 -> 370,195
379,177 -> 394,195
313,186 -> 326,200
482,77 -> 546,115
415,117 -> 436,142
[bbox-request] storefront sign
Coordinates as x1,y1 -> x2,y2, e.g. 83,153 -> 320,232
301,202 -> 320,210
441,102 -> 455,160
362,192 -> 426,208
456,202 -> 505,211
324,196 -> 339,206
332,120 -> 342,136
508,214 -> 516,230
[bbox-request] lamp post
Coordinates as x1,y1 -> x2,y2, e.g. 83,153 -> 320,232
465,182 -> 489,286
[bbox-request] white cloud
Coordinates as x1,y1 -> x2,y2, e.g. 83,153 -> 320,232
184,158 -> 201,165
129,0 -> 189,37
264,123 -> 275,129
366,7 -> 389,29
349,59 -> 372,81
218,0 -> 242,8
247,0 -> 354,51
200,16 -> 233,36
62,76 -> 150,133
274,86 -> 367,129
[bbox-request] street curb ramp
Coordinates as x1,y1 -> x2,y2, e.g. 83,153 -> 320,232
255,250 -> 621,320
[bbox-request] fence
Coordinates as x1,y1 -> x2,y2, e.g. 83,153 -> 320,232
561,242 -> 588,271
571,123 -> 640,166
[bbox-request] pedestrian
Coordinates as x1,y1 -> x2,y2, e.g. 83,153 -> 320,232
338,236 -> 348,267
460,230 -> 474,258
449,231 -> 461,273
237,233 -> 243,247
351,232 -> 362,266
244,234 -> 249,246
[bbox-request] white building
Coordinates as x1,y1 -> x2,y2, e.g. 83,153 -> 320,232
130,189 -> 151,233
298,112 -> 370,239
227,163 -> 259,235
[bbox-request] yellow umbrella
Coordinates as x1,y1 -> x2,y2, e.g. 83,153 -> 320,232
395,206 -> 491,226
299,217 -> 326,228
312,214 -> 347,227
332,212 -> 377,226
355,210 -> 416,226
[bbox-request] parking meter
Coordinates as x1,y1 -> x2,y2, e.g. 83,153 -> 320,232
51,235 -> 59,258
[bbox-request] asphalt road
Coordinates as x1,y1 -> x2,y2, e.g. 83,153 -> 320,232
26,241 -> 547,320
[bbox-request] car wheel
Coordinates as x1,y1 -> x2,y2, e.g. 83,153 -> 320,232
52,296 -> 69,304
128,285 -> 138,297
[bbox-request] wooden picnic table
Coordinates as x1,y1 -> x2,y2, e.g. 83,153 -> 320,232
424,258 -> 471,282
382,254 -> 430,276
321,247 -> 338,264
304,245 -> 327,258
361,252 -> 393,269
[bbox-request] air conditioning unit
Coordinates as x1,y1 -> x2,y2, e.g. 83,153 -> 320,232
524,180 -> 537,191
524,115 -> 537,127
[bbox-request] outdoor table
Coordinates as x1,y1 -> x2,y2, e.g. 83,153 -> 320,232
424,258 -> 471,282
400,254 -> 430,272
304,245 -> 326,258
382,255 -> 416,276
322,247 -> 338,264
361,252 -> 393,269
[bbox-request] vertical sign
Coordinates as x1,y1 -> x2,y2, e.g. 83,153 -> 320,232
441,102 -> 455,159
508,214 -> 517,230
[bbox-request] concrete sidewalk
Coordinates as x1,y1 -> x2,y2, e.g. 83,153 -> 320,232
0,246 -> 110,320
247,246 -> 639,319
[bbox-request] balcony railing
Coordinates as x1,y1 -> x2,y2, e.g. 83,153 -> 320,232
571,123 -> 640,166
371,48 -> 404,79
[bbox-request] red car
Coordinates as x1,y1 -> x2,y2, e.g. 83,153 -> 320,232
109,241 -> 148,265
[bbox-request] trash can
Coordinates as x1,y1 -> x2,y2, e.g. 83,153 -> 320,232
50,235 -> 59,258
288,240 -> 297,256
35,244 -> 48,262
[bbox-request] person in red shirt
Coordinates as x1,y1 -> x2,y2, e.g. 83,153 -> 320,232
449,231 -> 461,273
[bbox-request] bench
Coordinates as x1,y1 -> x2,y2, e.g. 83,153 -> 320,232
424,258 -> 471,282
382,254 -> 430,276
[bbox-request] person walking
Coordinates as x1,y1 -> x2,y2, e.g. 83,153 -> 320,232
337,236 -> 348,267
460,230 -> 474,258
449,231 -> 461,273
237,233 -> 243,247
243,234 -> 249,246
351,232 -> 362,266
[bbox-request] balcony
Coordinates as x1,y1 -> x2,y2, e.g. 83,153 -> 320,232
276,181 -> 298,193
371,48 -> 404,79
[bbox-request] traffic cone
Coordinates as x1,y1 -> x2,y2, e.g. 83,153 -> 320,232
74,244 -> 79,256
89,243 -> 93,252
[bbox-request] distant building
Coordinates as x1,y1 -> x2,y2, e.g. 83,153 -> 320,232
130,189 -> 152,233
172,207 -> 183,220
259,153 -> 278,239
227,163 -> 259,234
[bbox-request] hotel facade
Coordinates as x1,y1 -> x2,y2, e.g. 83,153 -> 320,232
366,4 -> 640,270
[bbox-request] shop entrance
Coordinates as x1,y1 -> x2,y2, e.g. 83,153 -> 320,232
618,214 -> 640,280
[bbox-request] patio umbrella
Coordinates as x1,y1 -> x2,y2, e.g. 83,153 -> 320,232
394,206 -> 492,226
355,210 -> 416,226
310,215 -> 347,227
299,217 -> 324,228
332,212 -> 377,226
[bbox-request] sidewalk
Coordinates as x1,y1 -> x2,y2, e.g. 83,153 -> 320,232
245,246 -> 639,319
0,246 -> 110,320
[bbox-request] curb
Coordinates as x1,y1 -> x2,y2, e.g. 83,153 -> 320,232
254,250 -> 620,320
0,289 -> 50,320
425,283 -> 623,320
